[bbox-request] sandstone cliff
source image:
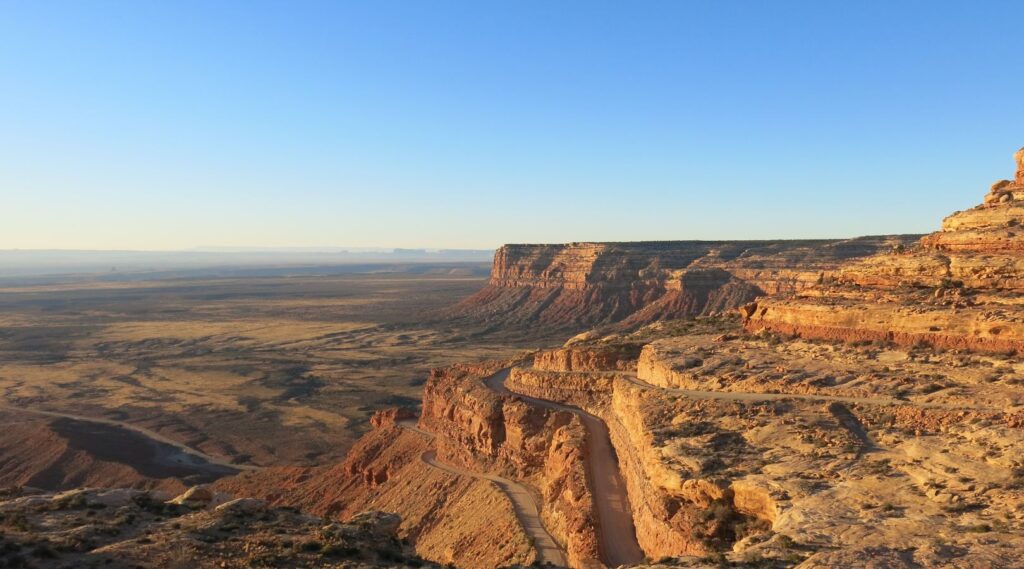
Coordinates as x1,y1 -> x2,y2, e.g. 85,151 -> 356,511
417,363 -> 602,567
506,366 -> 776,559
744,147 -> 1024,354
448,238 -> 917,333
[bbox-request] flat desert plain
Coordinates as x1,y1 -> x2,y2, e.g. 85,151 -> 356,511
0,268 -> 527,468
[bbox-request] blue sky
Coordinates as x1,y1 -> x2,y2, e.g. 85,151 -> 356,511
2,1 -> 1023,250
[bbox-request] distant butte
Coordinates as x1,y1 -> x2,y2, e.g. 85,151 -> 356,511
447,236 -> 920,334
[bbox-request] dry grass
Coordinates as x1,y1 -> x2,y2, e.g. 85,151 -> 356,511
0,272 -> 532,467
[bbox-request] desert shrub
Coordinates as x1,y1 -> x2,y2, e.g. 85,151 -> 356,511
1,513 -> 32,532
321,543 -> 360,558
700,551 -> 728,566
776,534 -> 797,549
734,517 -> 772,540
378,548 -> 404,563
30,543 -> 58,559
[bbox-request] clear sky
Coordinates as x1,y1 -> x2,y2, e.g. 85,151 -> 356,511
2,1 -> 1023,250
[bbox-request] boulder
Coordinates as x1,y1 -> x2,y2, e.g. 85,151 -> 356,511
214,497 -> 267,515
167,485 -> 230,508
349,510 -> 402,536
369,407 -> 417,429
84,489 -> 142,508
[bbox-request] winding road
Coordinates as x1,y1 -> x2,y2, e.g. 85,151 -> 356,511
485,369 -> 644,568
397,419 -> 568,568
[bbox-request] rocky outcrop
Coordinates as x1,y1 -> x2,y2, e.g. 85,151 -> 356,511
744,146 -> 1024,354
418,363 -> 602,568
505,367 -> 776,559
533,315 -> 1024,567
447,238 -> 918,333
533,344 -> 644,372
369,407 -> 417,429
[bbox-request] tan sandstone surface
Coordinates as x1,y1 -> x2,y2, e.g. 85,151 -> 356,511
744,147 -> 1024,355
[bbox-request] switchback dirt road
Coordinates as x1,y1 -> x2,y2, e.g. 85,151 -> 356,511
398,419 -> 568,568
485,369 -> 644,568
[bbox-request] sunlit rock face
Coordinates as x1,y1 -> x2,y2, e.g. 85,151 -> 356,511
449,237 -> 919,333
744,146 -> 1024,354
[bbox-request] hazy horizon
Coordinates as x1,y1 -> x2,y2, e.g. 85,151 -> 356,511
3,1 -> 1023,250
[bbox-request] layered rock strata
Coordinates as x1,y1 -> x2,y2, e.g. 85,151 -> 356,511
449,237 -> 918,333
744,147 -> 1024,354
418,363 -> 602,567
506,366 -> 777,559
621,321 -> 1024,567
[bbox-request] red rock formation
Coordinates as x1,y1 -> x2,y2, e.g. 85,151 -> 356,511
418,363 -> 602,567
448,238 -> 917,332
744,146 -> 1024,354
369,407 -> 417,429
533,344 -> 643,372
217,362 -> 601,568
1017,146 -> 1024,184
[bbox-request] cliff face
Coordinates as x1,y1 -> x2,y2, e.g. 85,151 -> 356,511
418,364 -> 602,568
533,344 -> 644,372
505,367 -> 776,559
448,238 -> 917,332
744,147 -> 1024,353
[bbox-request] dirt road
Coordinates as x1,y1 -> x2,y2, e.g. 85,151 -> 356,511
485,369 -> 644,568
398,420 -> 568,568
